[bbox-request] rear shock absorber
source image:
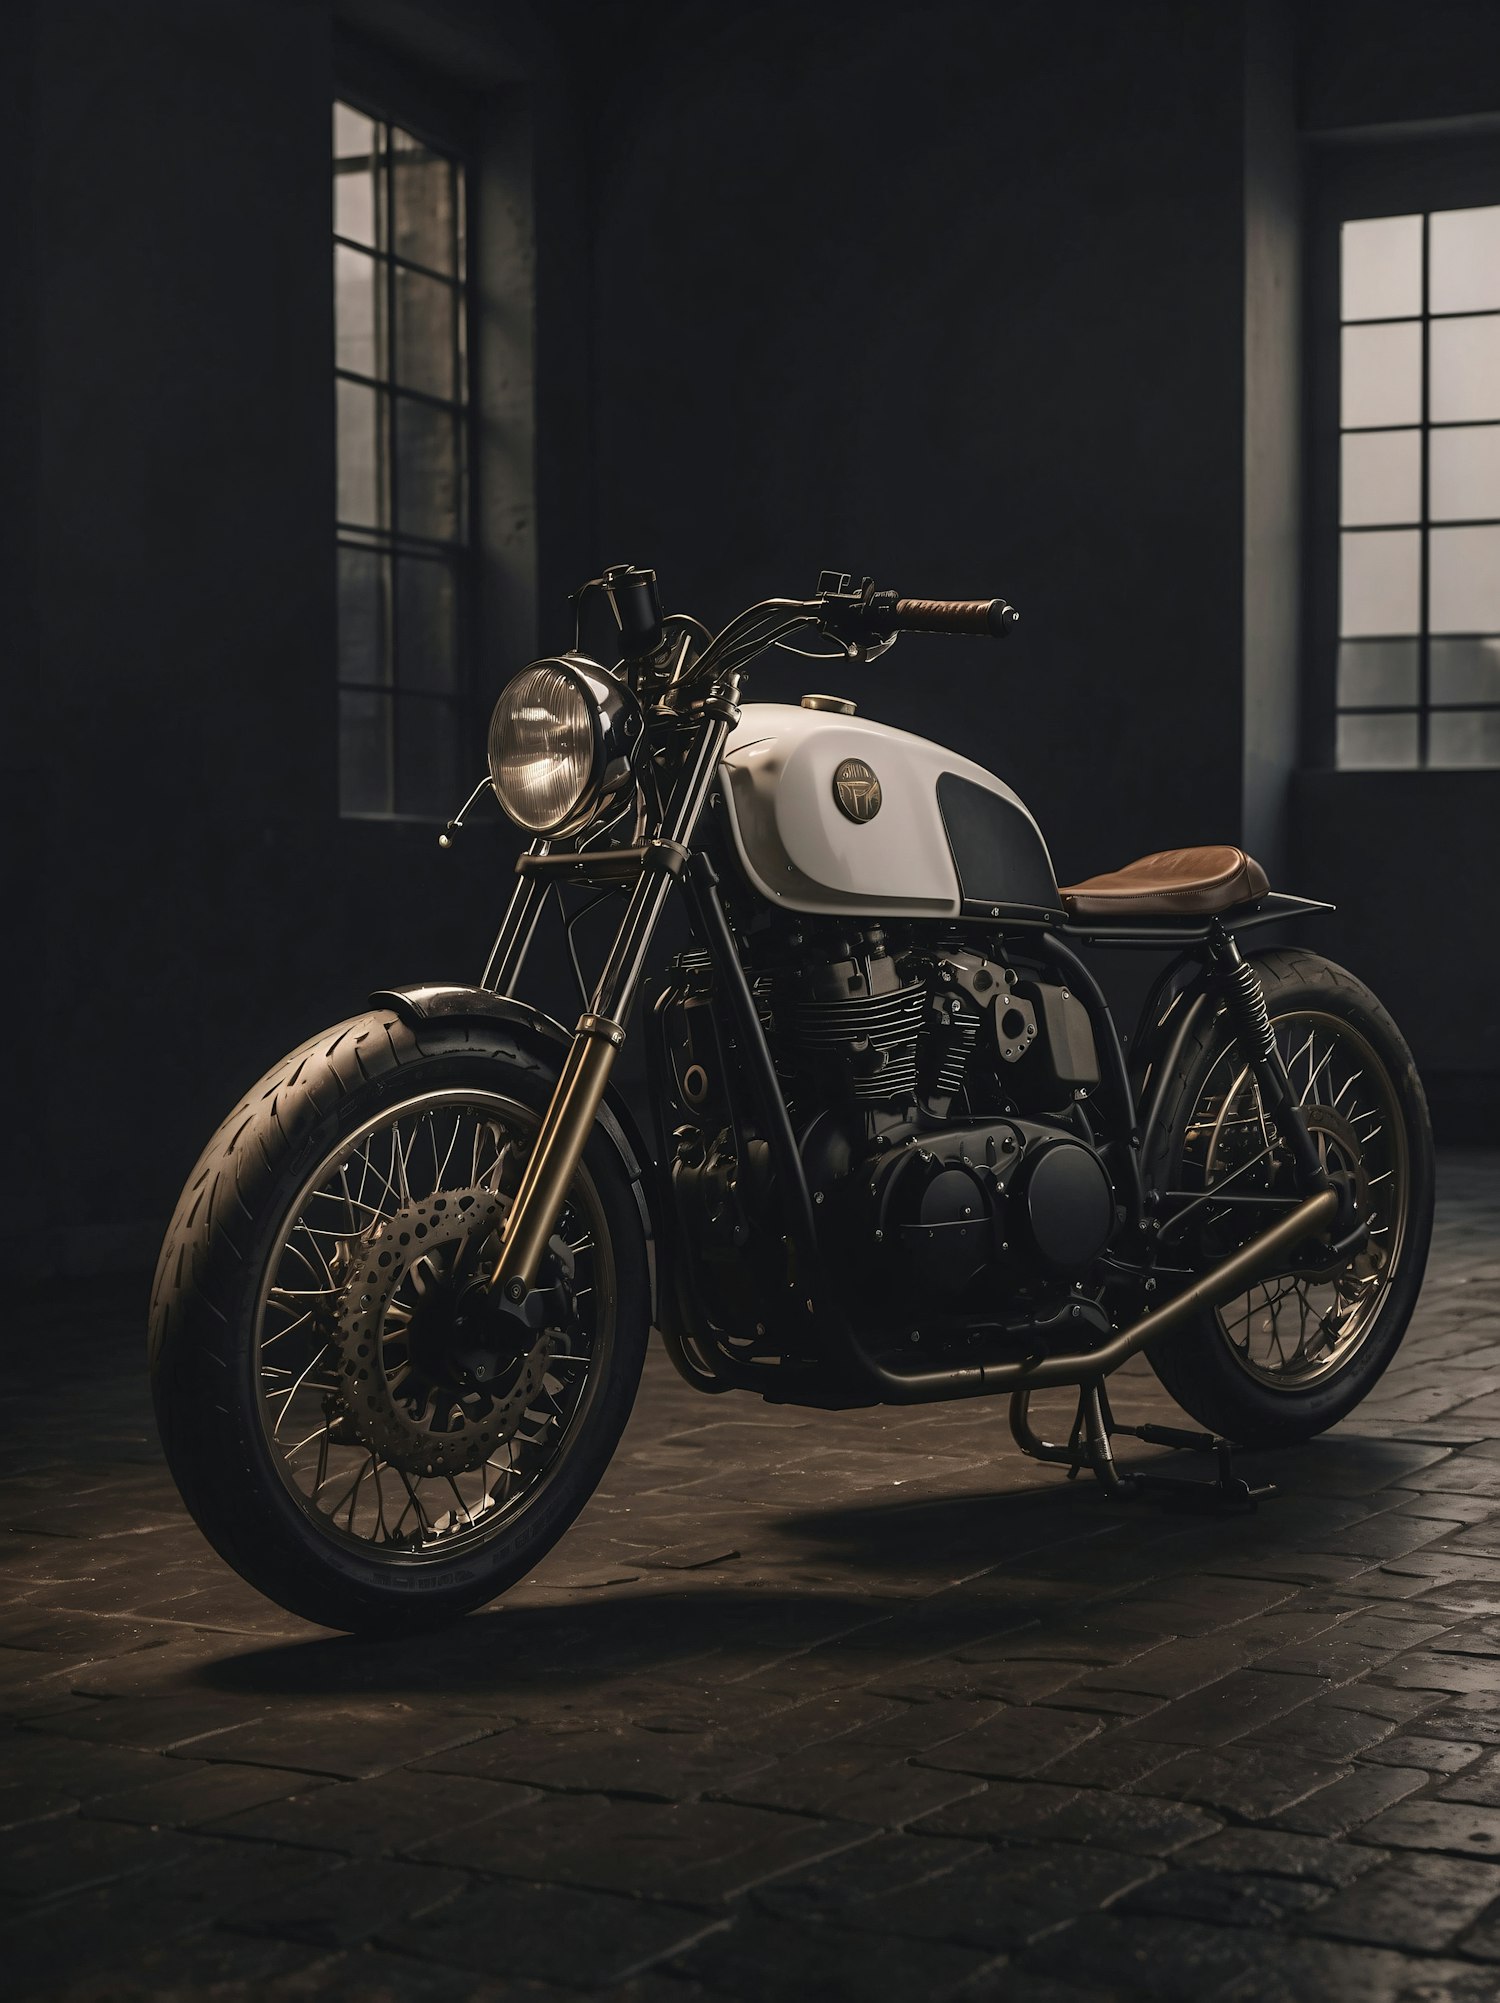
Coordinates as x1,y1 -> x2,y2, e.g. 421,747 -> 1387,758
1209,928 -> 1328,1193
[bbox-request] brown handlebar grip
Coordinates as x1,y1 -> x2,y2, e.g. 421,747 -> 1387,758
892,597 -> 1019,636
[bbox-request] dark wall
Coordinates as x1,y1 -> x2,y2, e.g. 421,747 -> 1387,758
1293,0 -> 1500,1129
8,0 -> 1498,1277
6,0 -> 593,1276
582,0 -> 1257,891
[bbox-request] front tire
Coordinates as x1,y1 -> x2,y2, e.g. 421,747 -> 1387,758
149,1011 -> 650,1634
1144,948 -> 1433,1446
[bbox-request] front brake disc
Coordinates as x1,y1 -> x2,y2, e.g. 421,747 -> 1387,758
333,1189 -> 554,1478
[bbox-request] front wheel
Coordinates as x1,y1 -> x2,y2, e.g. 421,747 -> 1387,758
1144,947 -> 1433,1446
149,1011 -> 650,1634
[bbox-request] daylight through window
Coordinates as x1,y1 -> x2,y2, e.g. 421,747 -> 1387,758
1336,204 -> 1500,769
333,101 -> 469,818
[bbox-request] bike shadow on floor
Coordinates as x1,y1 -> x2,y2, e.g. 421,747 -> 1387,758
192,1430 -> 1427,1701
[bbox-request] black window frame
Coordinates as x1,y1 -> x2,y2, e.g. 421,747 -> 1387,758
1306,133 -> 1500,772
333,74 -> 478,824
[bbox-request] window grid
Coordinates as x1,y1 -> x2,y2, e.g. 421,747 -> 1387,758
334,101 -> 470,820
1336,203 -> 1500,770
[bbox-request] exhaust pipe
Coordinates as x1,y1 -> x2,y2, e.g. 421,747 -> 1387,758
858,1185 -> 1341,1404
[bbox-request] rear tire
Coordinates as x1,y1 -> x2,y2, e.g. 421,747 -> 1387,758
1144,948 -> 1433,1446
149,1011 -> 651,1634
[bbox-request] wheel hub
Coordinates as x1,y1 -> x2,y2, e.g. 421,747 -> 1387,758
332,1188 -> 558,1478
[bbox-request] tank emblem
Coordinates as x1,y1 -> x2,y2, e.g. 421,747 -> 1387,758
833,758 -> 882,823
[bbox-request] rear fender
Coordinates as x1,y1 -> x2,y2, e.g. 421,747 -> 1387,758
371,984 -> 659,1315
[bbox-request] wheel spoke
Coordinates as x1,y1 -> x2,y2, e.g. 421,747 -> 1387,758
256,1089 -> 611,1567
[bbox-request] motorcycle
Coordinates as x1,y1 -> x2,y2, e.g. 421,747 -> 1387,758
150,567 -> 1433,1632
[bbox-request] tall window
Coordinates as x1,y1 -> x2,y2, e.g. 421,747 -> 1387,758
333,101 -> 469,818
1336,204 -> 1500,768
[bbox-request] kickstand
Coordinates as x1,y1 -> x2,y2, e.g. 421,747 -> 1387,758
1009,1382 -> 1275,1513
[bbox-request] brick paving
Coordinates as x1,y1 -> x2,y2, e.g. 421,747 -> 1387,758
5,1153 -> 1500,2001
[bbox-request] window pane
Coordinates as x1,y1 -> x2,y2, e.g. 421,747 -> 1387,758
334,103 -> 374,157
1430,316 -> 1500,423
336,378 -> 386,528
333,106 -> 376,247
1430,424 -> 1500,522
394,267 -> 458,401
390,131 -> 456,273
1431,637 -> 1500,705
396,697 -> 459,818
394,396 -> 459,541
1430,525 -> 1500,632
338,545 -> 390,689
1341,214 -> 1422,322
1337,640 -> 1419,708
1337,711 -> 1418,768
1429,204 -> 1500,316
1340,428 -> 1420,525
340,690 -> 393,815
1428,710 -> 1500,767
334,242 -> 380,378
1340,529 -> 1420,637
395,556 -> 458,692
1341,321 -> 1422,428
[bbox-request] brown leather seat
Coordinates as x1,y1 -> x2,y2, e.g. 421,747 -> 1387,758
1059,845 -> 1269,919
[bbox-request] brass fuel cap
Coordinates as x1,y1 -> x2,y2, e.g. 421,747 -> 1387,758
801,693 -> 856,715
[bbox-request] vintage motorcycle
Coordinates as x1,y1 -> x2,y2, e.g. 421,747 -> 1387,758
151,568 -> 1433,1632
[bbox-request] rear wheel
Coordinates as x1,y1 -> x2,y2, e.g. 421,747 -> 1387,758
1144,948 -> 1432,1445
149,1012 -> 650,1633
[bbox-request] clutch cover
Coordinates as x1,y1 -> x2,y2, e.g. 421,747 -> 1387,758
332,1188 -> 557,1479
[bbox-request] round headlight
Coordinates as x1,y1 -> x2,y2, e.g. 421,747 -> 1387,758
487,655 -> 637,837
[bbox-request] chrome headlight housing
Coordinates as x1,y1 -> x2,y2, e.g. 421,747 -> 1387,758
487,653 -> 641,837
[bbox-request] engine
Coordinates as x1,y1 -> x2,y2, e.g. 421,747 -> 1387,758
651,919 -> 1120,1359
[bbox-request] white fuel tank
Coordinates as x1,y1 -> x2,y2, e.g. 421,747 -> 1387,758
719,702 -> 1062,922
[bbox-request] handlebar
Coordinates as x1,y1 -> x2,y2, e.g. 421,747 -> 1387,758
868,593 -> 1019,638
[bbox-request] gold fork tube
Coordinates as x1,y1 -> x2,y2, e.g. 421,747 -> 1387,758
490,1014 -> 624,1294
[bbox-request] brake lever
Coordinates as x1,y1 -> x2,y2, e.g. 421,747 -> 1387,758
814,571 -> 897,663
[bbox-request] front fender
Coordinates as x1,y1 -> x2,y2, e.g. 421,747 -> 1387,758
370,983 -> 659,1316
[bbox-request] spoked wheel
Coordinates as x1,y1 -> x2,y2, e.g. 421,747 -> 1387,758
151,1013 -> 650,1633
1146,948 -> 1433,1445
258,1090 -> 610,1566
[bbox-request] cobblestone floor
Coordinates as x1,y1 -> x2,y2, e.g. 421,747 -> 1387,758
5,1154 -> 1500,2001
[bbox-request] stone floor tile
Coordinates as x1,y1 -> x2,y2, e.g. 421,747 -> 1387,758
674,1909 -> 995,2001
83,1759 -> 331,1830
417,1724 -> 773,1799
1270,1763 -> 1431,1837
912,1705 -> 1102,1779
1118,1864 -> 1327,1927
1356,1797 -> 1500,1857
914,1779 -> 1218,1856
1008,1913 -> 1267,2000
379,1877 -> 727,1988
1360,1731 -> 1485,1774
231,1855 -> 470,1949
415,1789 -> 865,1904
1241,1698 -> 1397,1766
717,1744 -> 983,1824
191,1704 -> 494,1781
1131,1745 -> 1350,1820
821,1840 -> 1159,1951
1298,1847 -> 1500,1951
1172,1827 -> 1381,1886
749,1829 -> 981,1919
205,1770 -> 539,1856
